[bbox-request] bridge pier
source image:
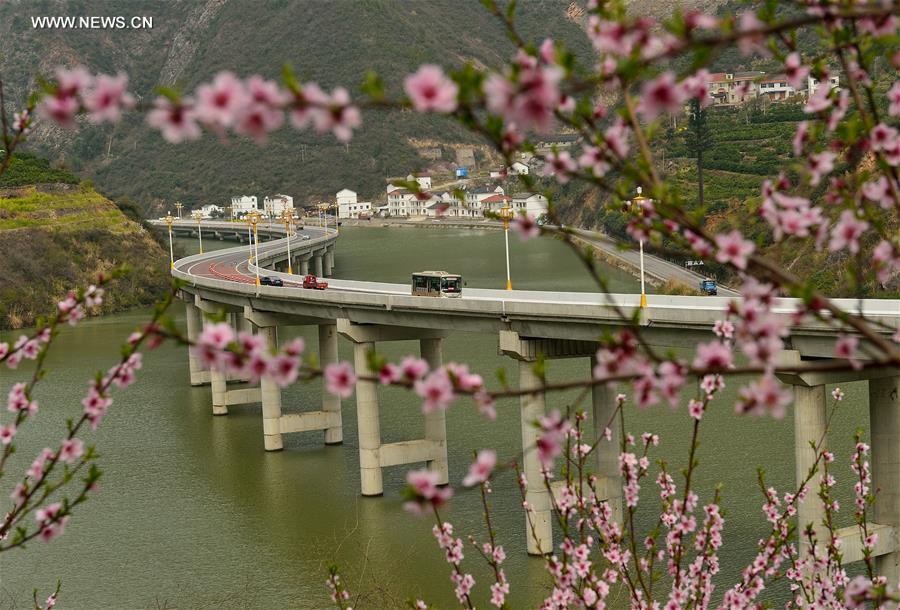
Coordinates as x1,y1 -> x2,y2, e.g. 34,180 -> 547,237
313,252 -> 324,278
778,353 -> 900,577
339,320 -> 450,497
185,300 -> 205,386
326,245 -> 335,274
297,253 -> 311,276
243,308 -> 344,451
500,330 -> 617,555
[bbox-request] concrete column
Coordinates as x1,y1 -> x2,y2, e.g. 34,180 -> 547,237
299,257 -> 310,276
259,326 -> 284,451
794,384 -> 828,548
319,324 -> 343,444
590,359 -> 623,526
870,376 -> 900,583
313,254 -> 324,278
421,338 -> 448,485
519,361 -> 552,555
354,341 -> 382,496
323,251 -> 333,277
211,366 -> 228,415
185,302 -> 204,386
326,246 -> 335,273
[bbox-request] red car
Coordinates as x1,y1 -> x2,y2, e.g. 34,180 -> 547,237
302,274 -> 328,290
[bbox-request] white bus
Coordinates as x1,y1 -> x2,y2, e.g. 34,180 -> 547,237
411,271 -> 463,298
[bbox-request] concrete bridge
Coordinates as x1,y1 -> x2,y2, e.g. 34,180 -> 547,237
153,219 -> 899,578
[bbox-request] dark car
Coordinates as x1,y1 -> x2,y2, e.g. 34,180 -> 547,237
260,276 -> 284,287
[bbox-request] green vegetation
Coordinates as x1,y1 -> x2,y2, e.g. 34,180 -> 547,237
0,153 -> 79,187
0,178 -> 170,329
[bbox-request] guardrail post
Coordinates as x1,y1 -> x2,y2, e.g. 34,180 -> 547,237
870,375 -> 900,583
421,338 -> 448,485
319,323 -> 343,444
354,340 -> 383,496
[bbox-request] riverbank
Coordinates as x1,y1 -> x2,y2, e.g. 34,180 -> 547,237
0,181 -> 170,329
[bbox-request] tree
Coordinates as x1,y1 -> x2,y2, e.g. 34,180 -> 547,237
685,98 -> 714,208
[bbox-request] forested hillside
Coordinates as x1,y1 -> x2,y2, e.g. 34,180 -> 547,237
0,0 -> 595,211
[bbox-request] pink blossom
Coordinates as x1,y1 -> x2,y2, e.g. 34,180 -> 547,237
311,87 -> 361,142
271,354 -> 300,387
444,362 -> 483,391
784,53 -> 810,89
147,97 -> 202,143
324,362 -> 356,398
289,82 -> 329,129
832,387 -> 844,401
83,72 -> 134,124
714,230 -> 755,270
869,122 -> 898,152
692,341 -> 732,370
543,150 -> 576,183
511,213 -> 540,241
414,370 -> 455,413
807,151 -> 835,186
474,390 -> 497,420
59,437 -> 85,464
873,240 -> 900,283
282,337 -> 305,357
713,319 -> 734,339
404,65 -> 458,113
735,374 -> 792,418
680,69 -> 711,106
888,81 -> 900,117
861,176 -> 889,208
462,449 -> 497,487
378,362 -> 401,385
194,71 -> 250,130
638,72 -> 686,120
603,118 -> 630,159
685,11 -> 718,30
688,399 -> 704,420
0,424 -> 16,445
405,469 -> 452,514
792,120 -> 809,156
484,62 -> 562,133
400,356 -> 429,381
828,210 -> 868,254
804,82 -> 832,113
737,11 -> 768,56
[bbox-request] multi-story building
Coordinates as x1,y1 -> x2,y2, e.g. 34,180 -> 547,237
336,189 -> 373,218
230,195 -> 258,217
511,193 -> 549,218
199,204 -> 223,219
263,194 -> 294,218
758,76 -> 796,101
465,185 -> 505,216
807,74 -> 840,96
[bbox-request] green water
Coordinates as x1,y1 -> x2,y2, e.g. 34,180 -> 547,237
0,227 -> 869,608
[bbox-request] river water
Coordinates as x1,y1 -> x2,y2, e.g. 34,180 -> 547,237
0,226 -> 868,608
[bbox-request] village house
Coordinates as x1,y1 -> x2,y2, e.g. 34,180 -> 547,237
406,173 -> 432,190
336,189 -> 373,219
263,194 -> 294,218
465,185 -> 505,216
509,161 -> 529,176
757,76 -> 796,101
511,192 -> 549,218
230,195 -> 258,217
198,204 -> 223,219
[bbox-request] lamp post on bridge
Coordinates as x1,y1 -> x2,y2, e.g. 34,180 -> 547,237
192,210 -> 204,254
175,201 -> 183,220
499,203 -> 514,291
630,187 -> 649,309
164,212 -> 175,269
281,208 -> 294,275
247,211 -> 261,286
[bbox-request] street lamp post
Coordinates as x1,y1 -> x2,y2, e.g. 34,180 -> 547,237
175,201 -> 183,220
192,210 -> 204,254
630,187 -> 649,309
499,203 -> 514,291
246,213 -> 254,262
247,211 -> 261,286
281,209 -> 294,275
164,212 -> 175,269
